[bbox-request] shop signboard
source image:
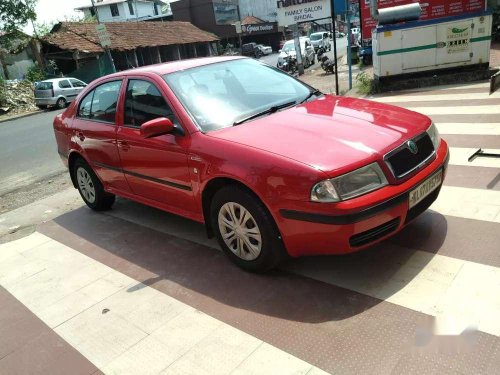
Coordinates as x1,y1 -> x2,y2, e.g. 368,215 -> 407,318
241,22 -> 278,35
277,0 -> 332,26
359,0 -> 486,43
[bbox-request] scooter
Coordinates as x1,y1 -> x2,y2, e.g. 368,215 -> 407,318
320,55 -> 335,74
278,52 -> 298,75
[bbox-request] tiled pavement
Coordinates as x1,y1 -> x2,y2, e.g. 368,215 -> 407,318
0,81 -> 500,374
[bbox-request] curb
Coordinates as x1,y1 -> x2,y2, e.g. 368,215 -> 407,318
0,110 -> 43,124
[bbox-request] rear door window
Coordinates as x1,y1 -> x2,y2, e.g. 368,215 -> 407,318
77,80 -> 122,123
70,79 -> 86,88
59,80 -> 71,89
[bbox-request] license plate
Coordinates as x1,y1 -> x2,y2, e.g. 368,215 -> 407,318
409,170 -> 443,209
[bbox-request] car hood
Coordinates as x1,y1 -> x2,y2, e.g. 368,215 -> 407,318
279,50 -> 298,58
208,95 -> 432,176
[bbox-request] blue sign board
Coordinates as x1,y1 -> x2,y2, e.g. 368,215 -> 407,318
333,0 -> 347,14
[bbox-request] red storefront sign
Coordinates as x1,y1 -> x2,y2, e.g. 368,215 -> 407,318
360,0 -> 486,43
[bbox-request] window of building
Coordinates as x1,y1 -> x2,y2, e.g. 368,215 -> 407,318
110,3 -> 119,17
77,81 -> 122,123
128,1 -> 134,15
124,80 -> 174,127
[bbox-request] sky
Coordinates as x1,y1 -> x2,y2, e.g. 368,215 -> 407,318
23,0 -> 97,35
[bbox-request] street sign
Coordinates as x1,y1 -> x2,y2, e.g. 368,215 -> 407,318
277,0 -> 332,26
95,24 -> 111,47
359,0 -> 487,44
234,21 -> 242,34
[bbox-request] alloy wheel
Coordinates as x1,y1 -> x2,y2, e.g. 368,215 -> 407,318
76,167 -> 96,203
218,202 -> 262,261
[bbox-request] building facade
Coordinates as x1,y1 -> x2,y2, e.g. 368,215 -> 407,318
77,0 -> 172,22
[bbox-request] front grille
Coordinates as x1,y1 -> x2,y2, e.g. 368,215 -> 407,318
349,218 -> 400,247
385,133 -> 435,179
405,185 -> 441,224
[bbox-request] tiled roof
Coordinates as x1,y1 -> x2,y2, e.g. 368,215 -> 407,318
241,16 -> 266,25
43,21 -> 218,53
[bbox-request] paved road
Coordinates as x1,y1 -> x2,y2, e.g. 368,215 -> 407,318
0,109 -> 65,195
260,36 -> 348,69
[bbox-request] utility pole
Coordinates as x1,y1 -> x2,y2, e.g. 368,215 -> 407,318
331,1 -> 339,95
346,0 -> 352,90
91,0 -> 116,73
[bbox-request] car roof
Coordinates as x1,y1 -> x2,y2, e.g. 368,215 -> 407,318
101,56 -> 245,78
39,77 -> 80,83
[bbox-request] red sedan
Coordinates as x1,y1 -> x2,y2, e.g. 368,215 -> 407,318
53,57 -> 449,272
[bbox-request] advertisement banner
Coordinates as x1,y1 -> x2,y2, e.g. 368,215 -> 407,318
277,0 -> 332,26
213,1 -> 239,25
446,23 -> 471,54
359,0 -> 486,43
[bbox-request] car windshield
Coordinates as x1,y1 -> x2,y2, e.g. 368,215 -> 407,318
282,43 -> 295,53
36,81 -> 53,90
310,34 -> 322,41
164,59 -> 312,132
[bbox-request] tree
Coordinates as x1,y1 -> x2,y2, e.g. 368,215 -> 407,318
0,0 -> 37,48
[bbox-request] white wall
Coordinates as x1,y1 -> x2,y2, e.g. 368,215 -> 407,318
82,1 -> 170,22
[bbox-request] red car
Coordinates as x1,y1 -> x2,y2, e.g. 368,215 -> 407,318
54,57 -> 449,272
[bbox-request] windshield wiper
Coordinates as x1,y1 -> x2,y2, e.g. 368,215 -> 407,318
233,101 -> 297,126
300,89 -> 322,104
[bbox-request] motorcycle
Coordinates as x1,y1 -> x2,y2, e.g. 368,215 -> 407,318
320,54 -> 335,74
278,52 -> 298,75
316,46 -> 326,59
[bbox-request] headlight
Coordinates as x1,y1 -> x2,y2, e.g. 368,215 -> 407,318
311,162 -> 388,202
427,123 -> 440,150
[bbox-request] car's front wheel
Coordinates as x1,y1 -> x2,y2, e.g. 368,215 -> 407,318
73,158 -> 115,211
211,186 -> 286,272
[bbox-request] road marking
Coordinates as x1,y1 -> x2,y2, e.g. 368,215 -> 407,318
405,105 -> 500,115
436,123 -> 500,136
448,147 -> 500,169
285,248 -> 500,338
431,186 -> 500,223
0,233 -> 320,375
370,92 -> 500,103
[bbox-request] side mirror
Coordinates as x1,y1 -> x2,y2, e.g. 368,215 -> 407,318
140,117 -> 174,138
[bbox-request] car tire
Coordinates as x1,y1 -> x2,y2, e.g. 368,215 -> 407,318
211,186 -> 287,273
56,97 -> 66,109
73,158 -> 115,211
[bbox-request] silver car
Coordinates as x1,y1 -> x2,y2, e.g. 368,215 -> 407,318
34,78 -> 87,109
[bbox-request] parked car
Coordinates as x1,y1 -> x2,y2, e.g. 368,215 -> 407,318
277,38 -> 316,68
241,42 -> 261,58
256,44 -> 273,55
309,31 -> 331,51
34,78 -> 87,110
54,56 -> 449,272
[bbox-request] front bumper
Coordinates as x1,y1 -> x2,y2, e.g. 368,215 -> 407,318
275,140 -> 449,257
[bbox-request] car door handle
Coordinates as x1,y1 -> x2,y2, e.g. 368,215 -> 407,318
77,131 -> 85,141
117,140 -> 130,151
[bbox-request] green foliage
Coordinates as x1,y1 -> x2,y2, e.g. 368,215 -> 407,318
0,0 -> 37,48
355,71 -> 378,95
25,64 -> 45,82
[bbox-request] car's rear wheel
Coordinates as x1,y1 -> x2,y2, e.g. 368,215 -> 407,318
73,158 -> 115,211
56,97 -> 66,109
211,186 -> 286,272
